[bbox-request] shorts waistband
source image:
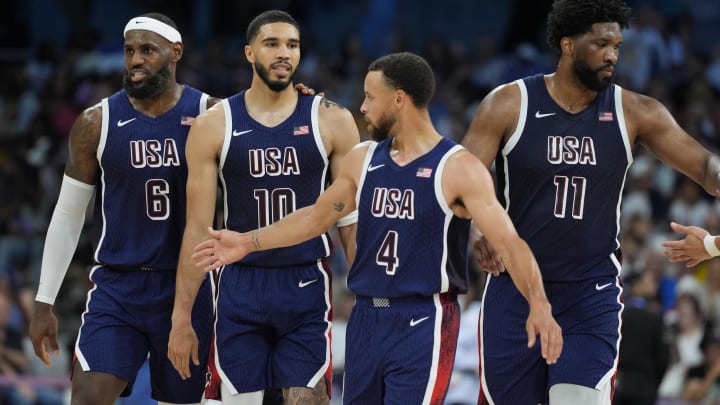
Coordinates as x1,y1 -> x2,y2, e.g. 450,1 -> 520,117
356,293 -> 457,308
102,265 -> 173,272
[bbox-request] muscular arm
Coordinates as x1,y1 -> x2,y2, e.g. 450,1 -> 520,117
30,106 -> 101,366
318,97 -> 361,265
628,90 -> 720,196
460,83 -> 520,274
444,151 -> 562,364
168,104 -> 224,379
194,143 -> 370,270
460,83 -> 519,168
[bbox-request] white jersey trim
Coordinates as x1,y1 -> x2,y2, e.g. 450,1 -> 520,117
434,144 -> 465,293
613,85 -> 633,251
421,293 -> 443,405
74,264 -> 102,372
219,99 -> 233,228
310,96 -> 331,256
94,99 -> 110,263
356,142 -> 379,210
500,79 -> 528,214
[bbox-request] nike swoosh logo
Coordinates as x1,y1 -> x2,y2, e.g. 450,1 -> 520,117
367,164 -> 384,172
595,282 -> 613,291
298,278 -> 318,288
535,111 -> 556,118
409,316 -> 430,327
233,129 -> 253,136
117,118 -> 137,127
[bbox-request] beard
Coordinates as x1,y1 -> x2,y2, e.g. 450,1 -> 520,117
123,62 -> 173,99
367,110 -> 396,142
255,62 -> 296,92
573,58 -> 613,92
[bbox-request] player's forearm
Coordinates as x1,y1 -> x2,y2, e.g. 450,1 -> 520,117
500,241 -> 550,307
172,229 -> 209,326
255,206 -> 336,250
704,154 -> 720,196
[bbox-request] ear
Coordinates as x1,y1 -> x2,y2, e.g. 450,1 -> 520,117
560,36 -> 574,56
171,42 -> 184,62
394,89 -> 407,108
244,44 -> 254,64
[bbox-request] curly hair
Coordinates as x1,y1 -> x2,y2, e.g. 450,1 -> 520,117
367,52 -> 435,108
546,0 -> 631,54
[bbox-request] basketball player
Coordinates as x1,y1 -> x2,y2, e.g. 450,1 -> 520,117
461,1 -> 720,404
190,52 -> 562,405
28,13 -> 218,405
167,10 -> 360,405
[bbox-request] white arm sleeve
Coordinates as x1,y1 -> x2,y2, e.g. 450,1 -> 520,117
35,175 -> 95,305
336,210 -> 358,228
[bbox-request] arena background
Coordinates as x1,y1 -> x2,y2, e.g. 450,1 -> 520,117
1,0 -> 720,403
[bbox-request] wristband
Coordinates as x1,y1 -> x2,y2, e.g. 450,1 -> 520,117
337,210 -> 358,228
704,235 -> 720,257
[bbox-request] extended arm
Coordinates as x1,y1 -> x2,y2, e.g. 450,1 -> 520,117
319,97 -> 361,265
168,104 -> 223,379
630,90 -> 720,196
445,151 -> 562,364
29,106 -> 101,366
193,143 -> 369,271
460,83 -> 520,275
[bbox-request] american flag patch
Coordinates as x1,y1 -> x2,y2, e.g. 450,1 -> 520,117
416,167 -> 432,178
293,125 -> 309,135
598,112 -> 613,121
180,116 -> 195,125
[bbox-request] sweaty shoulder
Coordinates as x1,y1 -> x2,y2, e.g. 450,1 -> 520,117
462,81 -> 521,166
620,87 -> 674,147
187,102 -> 226,151
65,103 -> 103,182
317,97 -> 354,127
316,96 -> 360,155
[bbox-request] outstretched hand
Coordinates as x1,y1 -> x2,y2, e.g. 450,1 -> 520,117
192,228 -> 250,272
526,301 -> 563,365
661,221 -> 712,268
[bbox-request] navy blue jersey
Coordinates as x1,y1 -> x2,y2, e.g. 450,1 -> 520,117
220,92 -> 331,267
93,86 -> 208,270
348,137 -> 471,297
496,74 -> 631,281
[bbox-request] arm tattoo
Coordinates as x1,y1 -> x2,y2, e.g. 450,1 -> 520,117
252,230 -> 261,250
333,202 -> 345,212
319,97 -> 341,109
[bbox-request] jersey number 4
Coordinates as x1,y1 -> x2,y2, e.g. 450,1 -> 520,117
377,230 -> 399,275
553,175 -> 586,219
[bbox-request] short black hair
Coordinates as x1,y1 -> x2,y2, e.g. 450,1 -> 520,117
367,52 -> 435,108
139,12 -> 179,31
246,10 -> 300,44
546,0 -> 631,54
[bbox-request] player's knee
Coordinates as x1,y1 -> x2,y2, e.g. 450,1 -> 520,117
549,383 -> 610,405
281,379 -> 329,405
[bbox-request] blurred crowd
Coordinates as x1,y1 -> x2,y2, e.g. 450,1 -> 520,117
3,0 -> 720,404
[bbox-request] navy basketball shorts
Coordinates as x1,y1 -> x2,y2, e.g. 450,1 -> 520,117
343,293 -> 460,405
479,267 -> 622,404
75,266 -> 214,402
212,260 -> 332,394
